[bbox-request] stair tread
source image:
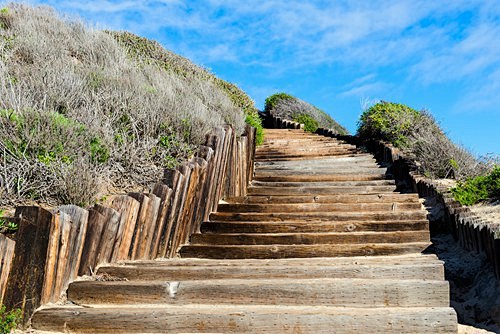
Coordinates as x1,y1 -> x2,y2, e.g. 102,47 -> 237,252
32,305 -> 457,334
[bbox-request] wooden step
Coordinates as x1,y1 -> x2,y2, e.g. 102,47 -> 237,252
257,142 -> 354,150
209,211 -> 428,222
31,304 -> 458,334
67,278 -> 449,307
201,220 -> 429,233
255,155 -> 377,165
217,202 -> 421,213
190,231 -> 430,245
247,185 -> 397,195
255,151 -> 358,160
226,193 -> 421,204
253,174 -> 386,182
179,242 -> 432,259
255,153 -> 367,162
97,262 -> 445,281
251,179 -> 392,187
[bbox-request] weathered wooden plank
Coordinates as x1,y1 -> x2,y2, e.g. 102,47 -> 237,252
180,242 -> 431,259
0,234 -> 15,303
195,145 -> 216,222
189,157 -> 209,235
129,193 -> 161,260
174,160 -> 202,254
91,205 -> 121,267
107,195 -> 140,261
68,278 -> 449,307
4,207 -> 53,326
151,183 -> 173,259
209,211 -> 428,222
158,168 -> 183,258
201,220 -> 429,234
97,262 -> 444,281
122,253 -> 441,267
247,185 -> 397,195
226,193 -> 420,205
253,174 -> 387,182
190,231 -> 430,245
166,163 -> 193,258
31,305 -> 458,334
79,208 -> 105,276
39,210 -> 64,304
58,205 -> 89,292
217,202 -> 422,213
45,211 -> 72,303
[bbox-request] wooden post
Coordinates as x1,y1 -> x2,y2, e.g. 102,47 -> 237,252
107,195 -> 140,261
4,206 -> 53,326
0,234 -> 15,303
42,211 -> 71,304
166,163 -> 194,258
151,183 -> 173,259
58,205 -> 88,292
128,193 -> 161,260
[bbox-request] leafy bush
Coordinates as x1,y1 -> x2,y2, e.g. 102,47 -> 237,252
357,101 -> 485,180
358,102 -> 419,147
264,93 -> 348,134
0,305 -> 21,334
452,166 -> 500,205
0,4 -> 257,207
245,113 -> 264,145
293,114 -> 319,133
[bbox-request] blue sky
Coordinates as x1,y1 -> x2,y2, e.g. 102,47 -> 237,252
22,0 -> 500,155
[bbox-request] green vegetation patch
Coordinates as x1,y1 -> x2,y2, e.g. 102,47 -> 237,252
357,101 -> 485,181
358,102 -> 419,148
452,166 -> 500,205
264,92 -> 348,134
292,114 -> 319,133
0,304 -> 21,334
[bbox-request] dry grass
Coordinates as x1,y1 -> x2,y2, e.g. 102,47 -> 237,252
0,3 -> 248,207
265,93 -> 348,134
358,102 -> 490,180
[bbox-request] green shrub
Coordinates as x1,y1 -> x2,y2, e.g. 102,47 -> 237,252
358,102 -> 420,147
245,113 -> 264,145
452,166 -> 500,205
293,114 -> 318,132
0,305 -> 21,333
357,102 -> 483,180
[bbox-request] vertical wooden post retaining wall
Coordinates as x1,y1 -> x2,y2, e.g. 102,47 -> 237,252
0,124 -> 256,325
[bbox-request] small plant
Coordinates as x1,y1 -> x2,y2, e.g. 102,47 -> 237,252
0,210 -> 18,234
452,166 -> 500,205
0,305 -> 22,333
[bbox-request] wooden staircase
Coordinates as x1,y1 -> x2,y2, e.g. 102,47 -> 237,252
31,128 -> 457,333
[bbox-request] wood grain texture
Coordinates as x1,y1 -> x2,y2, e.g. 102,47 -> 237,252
4,207 -> 53,326
32,305 -> 457,334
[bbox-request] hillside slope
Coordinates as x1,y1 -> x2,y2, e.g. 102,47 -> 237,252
0,3 -> 260,208
264,93 -> 348,134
